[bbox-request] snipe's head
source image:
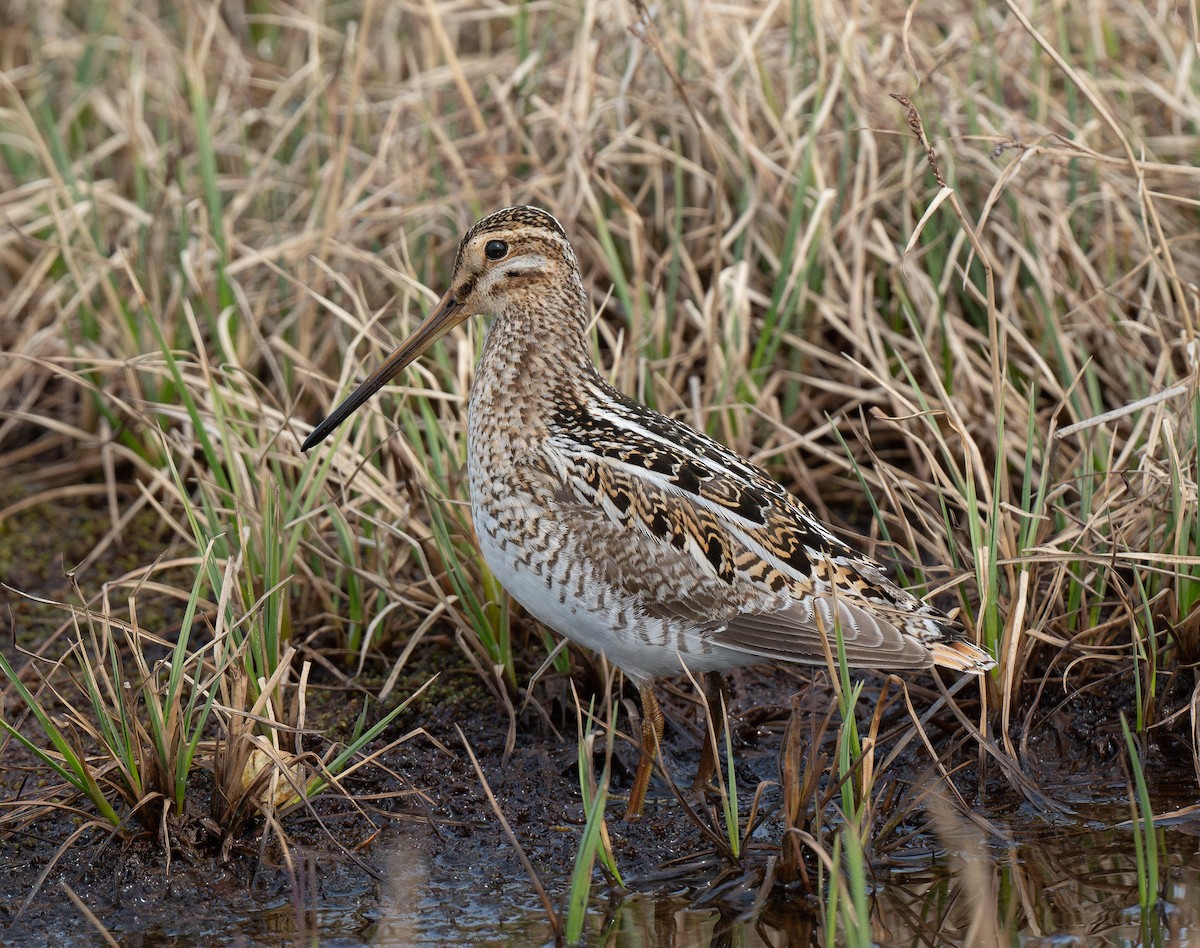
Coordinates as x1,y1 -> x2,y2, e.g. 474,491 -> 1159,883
301,205 -> 578,450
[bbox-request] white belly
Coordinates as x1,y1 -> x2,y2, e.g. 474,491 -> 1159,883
470,495 -> 736,683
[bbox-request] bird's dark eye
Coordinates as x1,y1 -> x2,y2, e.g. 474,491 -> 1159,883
484,239 -> 508,261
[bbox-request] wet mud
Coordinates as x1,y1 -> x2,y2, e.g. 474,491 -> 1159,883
3,481 -> 1200,945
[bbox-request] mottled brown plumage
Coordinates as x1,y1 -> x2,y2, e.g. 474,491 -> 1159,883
302,205 -> 995,820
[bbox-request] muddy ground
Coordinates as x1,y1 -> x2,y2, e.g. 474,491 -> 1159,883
2,479 -> 1200,945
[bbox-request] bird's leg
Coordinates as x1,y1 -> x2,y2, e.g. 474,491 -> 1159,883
624,684 -> 664,822
692,671 -> 729,794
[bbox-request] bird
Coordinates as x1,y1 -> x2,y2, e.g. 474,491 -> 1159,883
301,205 -> 995,821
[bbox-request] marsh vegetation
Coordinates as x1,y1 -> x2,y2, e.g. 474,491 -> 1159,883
1,0 -> 1198,943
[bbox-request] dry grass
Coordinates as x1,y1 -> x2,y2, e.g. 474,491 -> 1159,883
1,0 -> 1198,938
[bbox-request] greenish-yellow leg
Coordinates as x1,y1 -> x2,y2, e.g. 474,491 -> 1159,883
624,684 -> 664,822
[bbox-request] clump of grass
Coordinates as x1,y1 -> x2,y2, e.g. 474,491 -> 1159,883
0,551 -> 432,851
821,613 -> 875,945
565,691 -> 623,943
0,553 -> 224,832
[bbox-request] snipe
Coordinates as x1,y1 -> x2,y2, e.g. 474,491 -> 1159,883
302,205 -> 994,820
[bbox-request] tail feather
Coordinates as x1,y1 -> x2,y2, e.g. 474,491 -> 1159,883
928,638 -> 995,674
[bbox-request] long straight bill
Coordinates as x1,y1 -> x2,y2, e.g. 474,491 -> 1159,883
301,292 -> 463,451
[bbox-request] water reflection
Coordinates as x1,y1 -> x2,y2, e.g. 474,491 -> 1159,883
258,818 -> 1200,946
355,820 -> 1200,945
590,896 -> 814,947
366,830 -> 812,947
373,834 -> 429,945
871,824 -> 1200,946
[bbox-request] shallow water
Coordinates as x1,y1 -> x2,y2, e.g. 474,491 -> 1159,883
203,807 -> 1200,947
